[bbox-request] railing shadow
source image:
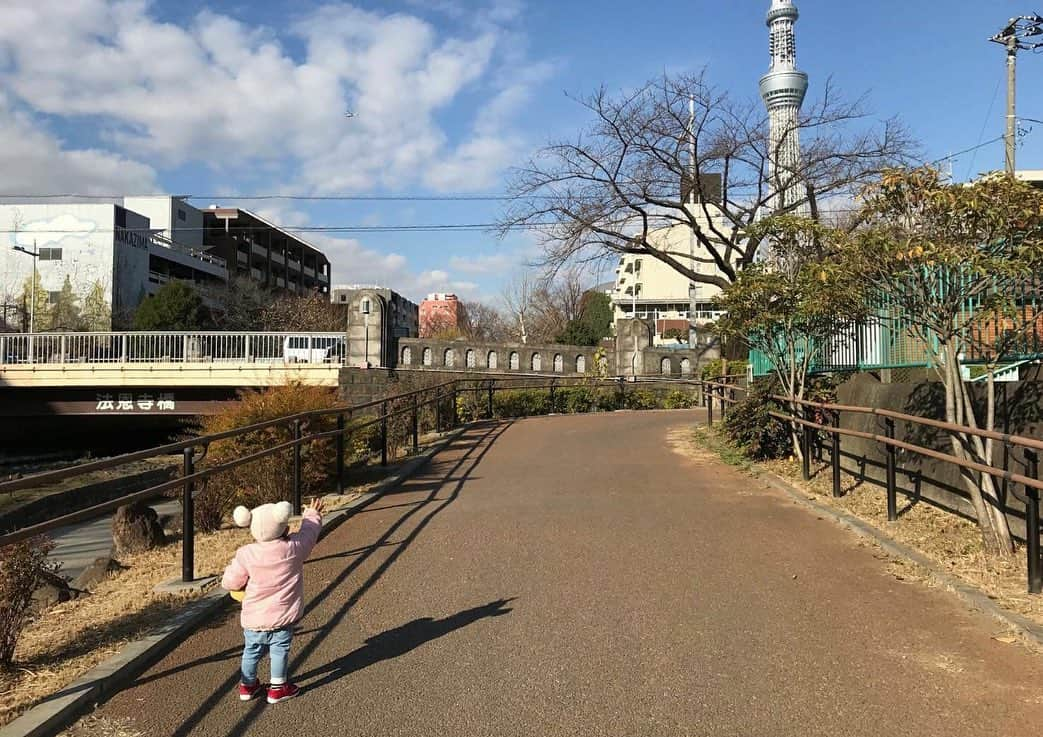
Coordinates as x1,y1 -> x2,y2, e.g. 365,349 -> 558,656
162,419 -> 512,737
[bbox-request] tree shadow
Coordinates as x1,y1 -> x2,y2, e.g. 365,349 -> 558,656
297,598 -> 515,693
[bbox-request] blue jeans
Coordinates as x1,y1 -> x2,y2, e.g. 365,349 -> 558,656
241,627 -> 293,685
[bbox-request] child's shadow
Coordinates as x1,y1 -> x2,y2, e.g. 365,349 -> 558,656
297,598 -> 515,692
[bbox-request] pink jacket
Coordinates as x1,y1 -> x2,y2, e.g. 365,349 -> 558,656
221,509 -> 322,631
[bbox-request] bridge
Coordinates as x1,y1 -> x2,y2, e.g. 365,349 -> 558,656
0,327 -> 718,417
23,408 -> 1043,736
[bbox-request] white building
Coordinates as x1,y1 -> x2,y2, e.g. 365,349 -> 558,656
0,195 -> 334,331
609,205 -> 739,346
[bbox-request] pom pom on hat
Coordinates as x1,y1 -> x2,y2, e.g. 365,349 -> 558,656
233,506 -> 252,528
239,501 -> 294,542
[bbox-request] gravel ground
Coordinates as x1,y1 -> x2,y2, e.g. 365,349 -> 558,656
72,412 -> 1043,736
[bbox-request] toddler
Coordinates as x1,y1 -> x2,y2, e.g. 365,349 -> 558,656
222,496 -> 324,704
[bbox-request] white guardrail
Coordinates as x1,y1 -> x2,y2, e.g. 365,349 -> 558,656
0,332 -> 348,366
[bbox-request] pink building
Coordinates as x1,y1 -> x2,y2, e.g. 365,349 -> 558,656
419,293 -> 467,338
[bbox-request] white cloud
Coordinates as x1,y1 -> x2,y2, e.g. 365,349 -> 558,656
0,93 -> 157,196
0,1 -> 546,195
448,251 -> 517,274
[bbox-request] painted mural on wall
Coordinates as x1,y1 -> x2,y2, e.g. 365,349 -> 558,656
0,206 -> 117,331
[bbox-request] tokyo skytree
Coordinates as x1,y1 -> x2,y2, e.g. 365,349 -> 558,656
758,0 -> 810,216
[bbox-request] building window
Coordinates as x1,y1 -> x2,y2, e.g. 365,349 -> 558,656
465,349 -> 476,368
661,357 -> 672,375
680,358 -> 692,376
487,351 -> 498,369
509,351 -> 519,370
177,208 -> 187,221
553,353 -> 563,372
402,347 -> 412,366
422,347 -> 432,366
531,352 -> 542,371
39,248 -> 62,261
576,355 -> 586,374
444,348 -> 455,368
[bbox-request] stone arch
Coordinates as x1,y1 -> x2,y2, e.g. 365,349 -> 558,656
465,348 -> 476,368
509,351 -> 519,370
680,357 -> 692,376
553,353 -> 563,372
444,348 -> 456,368
576,355 -> 586,374
531,352 -> 542,371
487,350 -> 498,369
422,347 -> 432,366
401,346 -> 412,366
661,356 -> 672,375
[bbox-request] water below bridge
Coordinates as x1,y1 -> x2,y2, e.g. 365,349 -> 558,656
77,410 -> 1043,736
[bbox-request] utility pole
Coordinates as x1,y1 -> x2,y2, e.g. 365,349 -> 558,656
990,14 -> 1043,177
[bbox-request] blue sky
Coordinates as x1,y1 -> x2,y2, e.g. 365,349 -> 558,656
0,0 -> 1040,302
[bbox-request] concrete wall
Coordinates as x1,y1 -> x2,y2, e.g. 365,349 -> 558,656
0,203 -> 119,328
835,373 -> 1043,538
396,336 -> 606,375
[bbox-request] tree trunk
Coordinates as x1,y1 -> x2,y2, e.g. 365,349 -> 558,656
940,343 -> 1014,557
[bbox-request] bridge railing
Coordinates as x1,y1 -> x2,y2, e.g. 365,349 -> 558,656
0,332 -> 348,366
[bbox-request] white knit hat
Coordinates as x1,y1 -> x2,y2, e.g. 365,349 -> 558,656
232,501 -> 293,542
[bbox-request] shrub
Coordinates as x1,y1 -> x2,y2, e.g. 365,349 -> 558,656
722,379 -> 791,461
494,389 -> 550,418
700,358 -> 749,381
193,383 -> 343,531
0,536 -> 57,669
622,388 -> 659,410
663,389 -> 699,409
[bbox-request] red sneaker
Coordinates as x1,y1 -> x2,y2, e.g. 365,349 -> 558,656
238,681 -> 264,701
266,683 -> 301,704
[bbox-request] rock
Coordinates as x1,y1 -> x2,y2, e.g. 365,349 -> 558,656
32,569 -> 76,610
112,502 -> 167,557
71,556 -> 125,591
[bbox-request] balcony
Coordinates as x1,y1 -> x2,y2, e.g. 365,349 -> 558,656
287,258 -> 301,272
251,241 -> 266,257
270,250 -> 285,265
237,250 -> 248,265
251,267 -> 263,281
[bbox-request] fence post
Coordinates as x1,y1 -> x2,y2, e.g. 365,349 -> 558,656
120,334 -> 128,364
706,382 -> 713,427
831,409 -> 842,498
381,400 -> 389,466
801,404 -> 812,482
487,380 -> 494,419
885,417 -> 898,522
550,380 -> 557,412
411,394 -> 419,454
1026,450 -> 1041,594
336,413 -> 345,495
292,419 -> 302,515
181,447 -> 195,583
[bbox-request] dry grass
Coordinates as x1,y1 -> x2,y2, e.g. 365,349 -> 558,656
56,715 -> 144,737
681,425 -> 1043,634
0,488 -> 365,728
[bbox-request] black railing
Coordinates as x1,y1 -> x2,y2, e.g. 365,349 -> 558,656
0,376 -> 706,583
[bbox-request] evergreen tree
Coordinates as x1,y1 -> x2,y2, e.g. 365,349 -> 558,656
132,281 -> 208,330
557,291 -> 613,346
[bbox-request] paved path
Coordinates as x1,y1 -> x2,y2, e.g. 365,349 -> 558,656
82,411 -> 1043,736
49,500 -> 181,582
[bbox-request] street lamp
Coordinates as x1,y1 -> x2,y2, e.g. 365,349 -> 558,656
12,241 -> 39,334
989,14 -> 1043,176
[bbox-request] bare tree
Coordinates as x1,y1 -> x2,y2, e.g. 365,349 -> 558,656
501,72 -> 918,288
501,272 -> 534,344
461,300 -> 509,342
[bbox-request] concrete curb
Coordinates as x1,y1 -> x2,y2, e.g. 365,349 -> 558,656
759,469 -> 1043,649
0,426 -> 469,737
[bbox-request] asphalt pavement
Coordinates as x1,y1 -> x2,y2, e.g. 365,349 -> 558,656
80,411 -> 1043,736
